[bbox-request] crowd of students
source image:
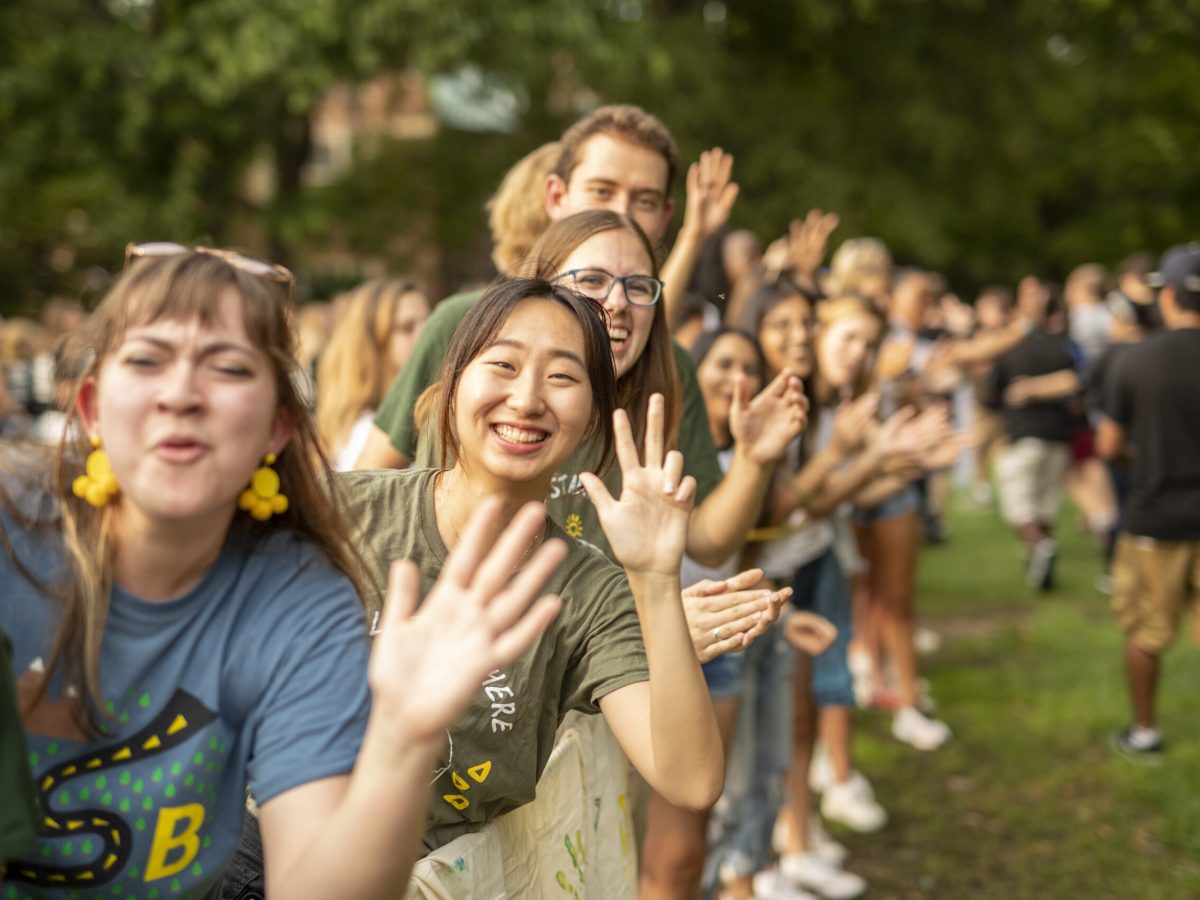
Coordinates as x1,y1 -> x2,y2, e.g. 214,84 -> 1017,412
2,102 -> 1198,900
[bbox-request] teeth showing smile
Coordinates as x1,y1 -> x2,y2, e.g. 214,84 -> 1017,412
493,424 -> 548,444
608,327 -> 630,342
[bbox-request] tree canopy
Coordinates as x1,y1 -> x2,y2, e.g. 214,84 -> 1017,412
2,0 -> 1197,314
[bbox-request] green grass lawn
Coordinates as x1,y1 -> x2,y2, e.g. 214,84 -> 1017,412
842,497 -> 1200,899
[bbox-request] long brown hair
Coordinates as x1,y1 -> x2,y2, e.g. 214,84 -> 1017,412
10,251 -> 368,734
316,276 -> 425,455
522,210 -> 681,450
418,277 -> 618,476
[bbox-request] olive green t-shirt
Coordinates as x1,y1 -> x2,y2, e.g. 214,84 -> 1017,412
375,288 -> 723,562
336,468 -> 649,852
1,628 -> 38,861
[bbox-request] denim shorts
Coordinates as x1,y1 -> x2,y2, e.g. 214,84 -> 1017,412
853,482 -> 919,523
702,648 -> 746,701
790,548 -> 855,708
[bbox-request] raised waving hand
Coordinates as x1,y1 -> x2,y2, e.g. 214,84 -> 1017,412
682,148 -> 740,243
580,393 -> 694,577
729,368 -> 809,465
368,500 -> 565,744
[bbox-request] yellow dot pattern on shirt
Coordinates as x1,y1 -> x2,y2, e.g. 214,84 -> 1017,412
441,760 -> 492,810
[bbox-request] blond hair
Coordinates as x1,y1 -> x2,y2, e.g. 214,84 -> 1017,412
828,237 -> 893,296
487,142 -> 560,273
316,277 -> 423,456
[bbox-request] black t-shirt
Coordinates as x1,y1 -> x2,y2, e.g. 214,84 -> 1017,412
1104,328 -> 1200,540
987,330 -> 1078,442
1086,341 -> 1139,424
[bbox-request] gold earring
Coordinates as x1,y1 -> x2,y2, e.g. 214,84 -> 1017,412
73,437 -> 119,508
239,453 -> 289,521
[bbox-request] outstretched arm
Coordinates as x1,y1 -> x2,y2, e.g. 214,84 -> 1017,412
686,368 -> 808,566
583,395 -> 724,811
1004,369 -> 1080,407
259,502 -> 564,898
354,425 -> 411,470
661,148 -> 739,327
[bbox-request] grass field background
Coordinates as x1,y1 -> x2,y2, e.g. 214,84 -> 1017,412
840,496 -> 1200,899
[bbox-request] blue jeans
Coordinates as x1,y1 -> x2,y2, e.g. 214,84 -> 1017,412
790,548 -> 855,708
703,623 -> 795,886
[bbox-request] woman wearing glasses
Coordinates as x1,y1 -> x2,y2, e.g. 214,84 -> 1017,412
0,248 -> 561,897
526,212 -> 806,640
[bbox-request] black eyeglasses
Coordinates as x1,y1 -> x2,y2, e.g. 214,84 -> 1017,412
554,268 -> 663,307
125,242 -> 295,301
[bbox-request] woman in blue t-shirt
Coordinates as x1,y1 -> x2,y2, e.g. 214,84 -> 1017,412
0,247 -> 561,897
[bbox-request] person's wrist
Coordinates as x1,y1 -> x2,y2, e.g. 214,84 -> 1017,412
627,568 -> 682,589
362,702 -> 446,762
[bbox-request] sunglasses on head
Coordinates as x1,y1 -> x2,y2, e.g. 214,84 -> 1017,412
125,242 -> 296,301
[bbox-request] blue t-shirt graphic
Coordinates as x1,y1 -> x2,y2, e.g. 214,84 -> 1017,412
2,496 -> 371,899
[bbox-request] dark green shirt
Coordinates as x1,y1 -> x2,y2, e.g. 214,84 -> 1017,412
337,468 -> 650,852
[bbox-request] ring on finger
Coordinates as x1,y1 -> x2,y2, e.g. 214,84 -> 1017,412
714,625 -> 723,642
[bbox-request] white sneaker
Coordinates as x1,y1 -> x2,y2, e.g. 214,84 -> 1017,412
808,742 -> 834,794
809,819 -> 849,865
752,867 -> 819,899
780,853 -> 866,900
892,705 -> 952,750
914,626 -> 943,656
820,770 -> 887,833
848,649 -> 874,707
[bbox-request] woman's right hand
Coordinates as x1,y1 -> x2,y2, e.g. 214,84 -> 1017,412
682,568 -> 791,662
366,499 -> 565,747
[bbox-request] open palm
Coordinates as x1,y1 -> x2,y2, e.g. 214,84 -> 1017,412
367,500 -> 565,745
729,368 -> 809,465
580,394 -> 694,577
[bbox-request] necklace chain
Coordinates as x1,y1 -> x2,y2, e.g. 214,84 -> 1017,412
437,475 -> 544,570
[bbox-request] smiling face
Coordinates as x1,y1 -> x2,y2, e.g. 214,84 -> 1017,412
452,298 -> 594,489
557,228 -> 657,380
757,295 -> 815,380
696,332 -> 763,438
81,286 -> 291,527
546,133 -> 673,243
817,311 -> 881,391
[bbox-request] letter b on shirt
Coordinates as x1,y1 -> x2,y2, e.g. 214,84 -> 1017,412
145,803 -> 205,881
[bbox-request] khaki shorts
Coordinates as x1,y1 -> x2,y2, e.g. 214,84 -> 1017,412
995,437 -> 1071,527
1112,534 -> 1200,654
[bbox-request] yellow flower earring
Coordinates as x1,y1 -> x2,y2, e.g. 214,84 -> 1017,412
73,437 -> 119,508
239,453 -> 289,522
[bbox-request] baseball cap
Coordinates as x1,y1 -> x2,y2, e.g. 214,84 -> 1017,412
1146,243 -> 1200,295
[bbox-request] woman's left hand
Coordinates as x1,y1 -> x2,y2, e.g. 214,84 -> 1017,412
581,394 -> 695,577
682,568 -> 789,662
729,368 -> 809,466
